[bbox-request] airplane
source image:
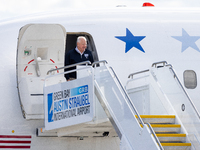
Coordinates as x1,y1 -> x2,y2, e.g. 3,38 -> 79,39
0,3 -> 200,150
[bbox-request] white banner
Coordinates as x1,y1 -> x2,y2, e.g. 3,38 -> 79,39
44,76 -> 94,130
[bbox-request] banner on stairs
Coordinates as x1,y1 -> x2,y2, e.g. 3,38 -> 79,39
44,76 -> 94,130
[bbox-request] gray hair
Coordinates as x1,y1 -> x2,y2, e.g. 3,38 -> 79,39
77,36 -> 87,43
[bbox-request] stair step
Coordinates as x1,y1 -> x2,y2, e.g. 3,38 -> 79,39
156,134 -> 186,143
137,115 -> 191,150
161,143 -> 191,150
151,124 -> 181,133
137,115 -> 175,124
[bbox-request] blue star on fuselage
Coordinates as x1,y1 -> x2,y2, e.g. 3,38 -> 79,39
172,28 -> 200,52
115,28 -> 146,53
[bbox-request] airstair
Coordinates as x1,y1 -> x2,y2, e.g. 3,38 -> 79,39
126,61 -> 200,150
40,60 -> 200,150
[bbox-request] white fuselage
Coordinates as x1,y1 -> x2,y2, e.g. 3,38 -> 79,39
0,7 -> 200,149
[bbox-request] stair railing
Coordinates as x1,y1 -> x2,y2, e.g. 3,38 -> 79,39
109,67 -> 145,127
166,65 -> 200,119
93,60 -> 145,127
47,60 -> 91,75
146,123 -> 164,150
151,61 -> 200,119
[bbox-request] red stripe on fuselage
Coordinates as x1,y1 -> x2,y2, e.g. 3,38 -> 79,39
0,145 -> 30,149
0,135 -> 31,138
0,140 -> 31,144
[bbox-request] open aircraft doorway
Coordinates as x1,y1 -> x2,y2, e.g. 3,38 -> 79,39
65,33 -> 99,62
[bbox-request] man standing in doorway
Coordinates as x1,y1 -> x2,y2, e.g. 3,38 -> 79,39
65,36 -> 94,81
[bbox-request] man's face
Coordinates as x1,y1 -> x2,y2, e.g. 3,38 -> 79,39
77,38 -> 87,53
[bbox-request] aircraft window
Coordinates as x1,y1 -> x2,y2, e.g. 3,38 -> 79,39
65,33 -> 99,62
183,70 -> 197,89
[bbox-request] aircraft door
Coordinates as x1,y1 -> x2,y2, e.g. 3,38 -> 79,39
17,24 -> 66,119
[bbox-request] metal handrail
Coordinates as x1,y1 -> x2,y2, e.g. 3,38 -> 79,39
92,60 -> 108,67
152,61 -> 168,67
128,61 -> 168,79
168,66 -> 200,119
34,54 -> 41,77
109,67 -> 145,127
47,61 -> 91,75
146,123 -> 164,150
44,66 -> 93,87
128,69 -> 149,79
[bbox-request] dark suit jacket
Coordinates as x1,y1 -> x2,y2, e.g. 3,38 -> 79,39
64,48 -> 94,80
